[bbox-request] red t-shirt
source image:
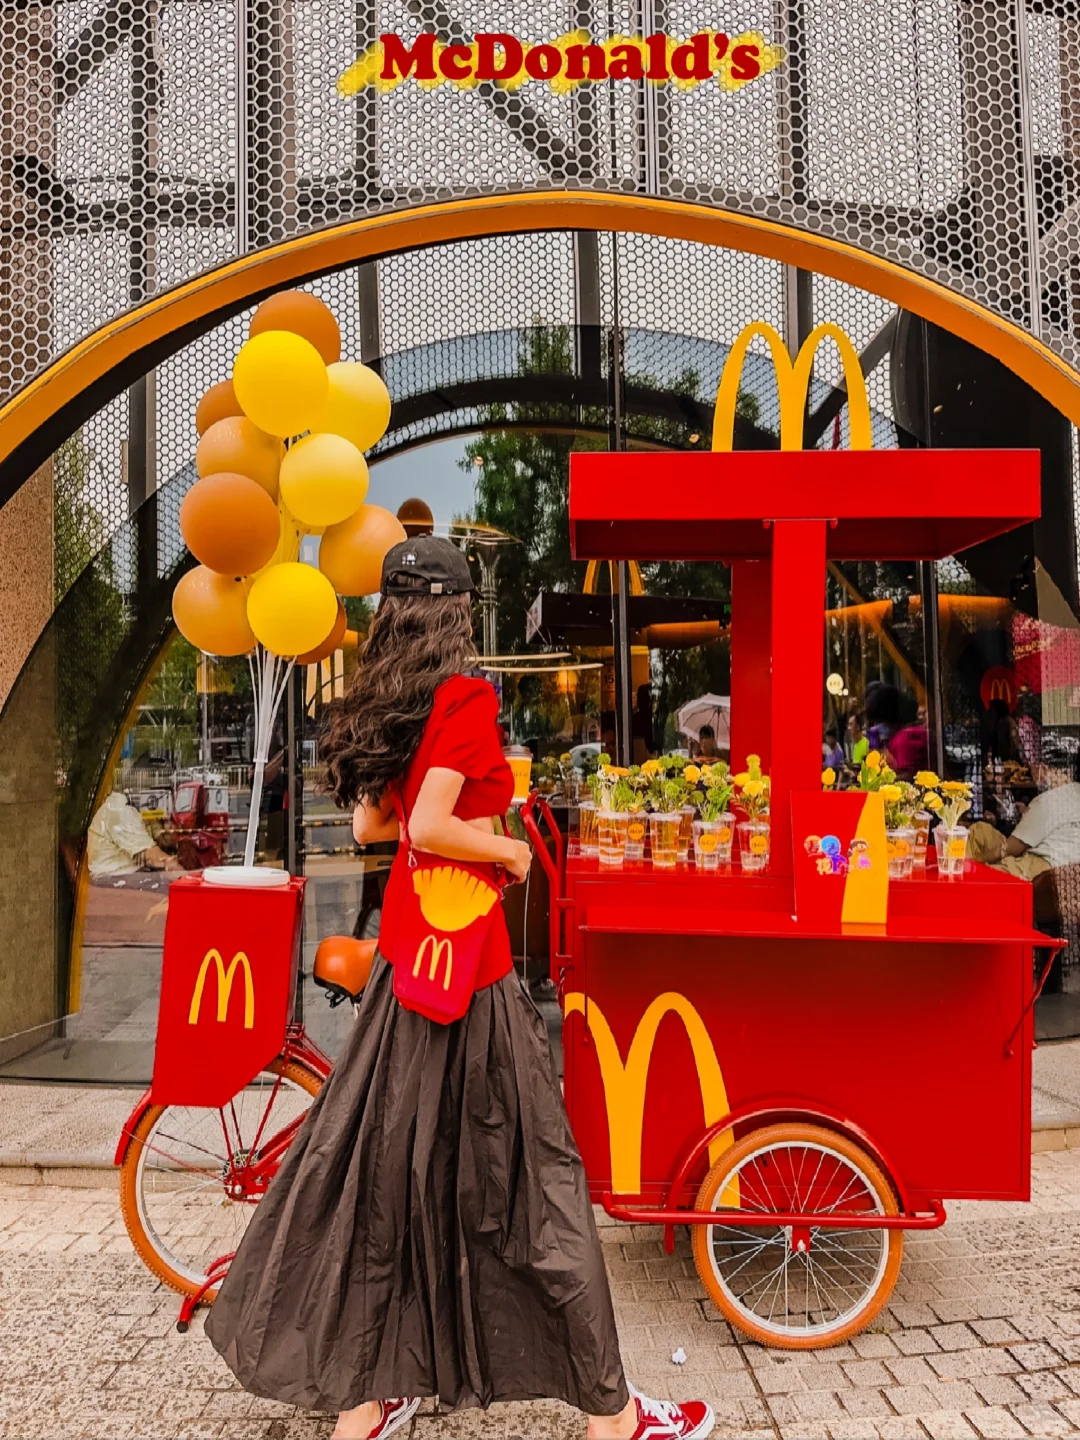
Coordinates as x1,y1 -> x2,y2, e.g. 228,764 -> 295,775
378,675 -> 516,988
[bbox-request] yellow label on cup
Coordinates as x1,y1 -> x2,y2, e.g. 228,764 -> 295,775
894,838 -> 910,858
749,834 -> 768,856
627,820 -> 646,842
947,838 -> 967,860
718,826 -> 732,843
697,833 -> 719,854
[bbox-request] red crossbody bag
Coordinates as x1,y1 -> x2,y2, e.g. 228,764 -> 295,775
390,792 -> 506,1024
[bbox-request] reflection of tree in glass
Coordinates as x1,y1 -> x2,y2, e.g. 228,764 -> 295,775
53,433 -> 128,776
459,325 -> 758,752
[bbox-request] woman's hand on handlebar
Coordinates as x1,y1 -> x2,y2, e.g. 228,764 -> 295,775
503,838 -> 533,884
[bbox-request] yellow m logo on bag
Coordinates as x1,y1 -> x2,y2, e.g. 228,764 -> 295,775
564,991 -> 732,1195
188,949 -> 255,1029
414,934 -> 454,990
711,321 -> 872,454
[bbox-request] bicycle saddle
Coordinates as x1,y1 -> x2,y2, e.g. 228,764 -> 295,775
313,936 -> 376,1006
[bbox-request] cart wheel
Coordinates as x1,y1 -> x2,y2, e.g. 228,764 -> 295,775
692,1122 -> 903,1349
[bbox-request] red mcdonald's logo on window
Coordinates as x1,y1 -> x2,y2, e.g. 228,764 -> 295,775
980,666 -> 1017,712
413,934 -> 453,991
188,949 -> 255,1029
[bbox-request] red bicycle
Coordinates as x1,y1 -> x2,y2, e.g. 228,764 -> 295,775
114,936 -> 373,1329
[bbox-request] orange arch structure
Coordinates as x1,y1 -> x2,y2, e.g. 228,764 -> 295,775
5,190 -> 1080,489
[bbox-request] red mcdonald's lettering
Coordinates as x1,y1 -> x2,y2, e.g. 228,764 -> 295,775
730,42 -> 761,80
671,32 -> 712,81
644,33 -> 670,79
524,44 -> 561,80
475,33 -> 522,80
563,42 -> 608,81
439,43 -> 474,80
380,32 -> 438,81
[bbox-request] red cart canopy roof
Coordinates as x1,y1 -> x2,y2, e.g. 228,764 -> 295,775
569,450 -> 1041,562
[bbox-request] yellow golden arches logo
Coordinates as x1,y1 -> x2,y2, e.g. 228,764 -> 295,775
412,866 -> 498,932
188,949 -> 255,1029
564,990 -> 732,1195
711,321 -> 872,454
413,934 -> 453,990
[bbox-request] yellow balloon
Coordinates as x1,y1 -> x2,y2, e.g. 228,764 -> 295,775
279,432 -> 369,529
312,362 -> 391,453
232,331 -> 329,439
247,562 -> 339,658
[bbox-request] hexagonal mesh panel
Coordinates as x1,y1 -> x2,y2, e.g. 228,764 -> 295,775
0,0 -> 1070,416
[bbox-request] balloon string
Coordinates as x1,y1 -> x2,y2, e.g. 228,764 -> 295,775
243,646 -> 296,870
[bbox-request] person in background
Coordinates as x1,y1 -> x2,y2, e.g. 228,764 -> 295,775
632,684 -> 654,764
847,713 -> 869,767
968,751 -> 1080,880
887,704 -> 929,779
695,724 -> 718,761
864,680 -> 900,754
822,725 -> 844,771
87,792 -> 178,879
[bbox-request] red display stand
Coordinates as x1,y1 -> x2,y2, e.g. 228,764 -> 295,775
151,874 -> 305,1108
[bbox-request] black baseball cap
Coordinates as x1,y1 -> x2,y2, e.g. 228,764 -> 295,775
381,535 -> 476,596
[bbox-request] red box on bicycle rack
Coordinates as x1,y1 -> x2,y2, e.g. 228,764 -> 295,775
151,874 -> 306,1108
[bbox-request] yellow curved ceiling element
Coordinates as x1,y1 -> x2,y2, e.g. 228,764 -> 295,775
5,192 -> 1080,471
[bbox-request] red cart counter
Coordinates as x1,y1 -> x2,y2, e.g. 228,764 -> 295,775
524,443 -> 1060,1350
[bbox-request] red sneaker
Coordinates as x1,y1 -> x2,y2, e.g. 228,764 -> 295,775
627,1383 -> 715,1439
369,1398 -> 422,1437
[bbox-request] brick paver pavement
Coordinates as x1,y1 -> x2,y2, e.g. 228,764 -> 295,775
2,1150 -> 1080,1439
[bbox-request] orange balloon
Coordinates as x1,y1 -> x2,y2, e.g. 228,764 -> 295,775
249,291 -> 341,365
180,473 -> 281,575
173,568 -> 255,656
195,379 -> 243,437
196,416 -> 283,498
319,504 -> 407,597
295,599 -> 347,665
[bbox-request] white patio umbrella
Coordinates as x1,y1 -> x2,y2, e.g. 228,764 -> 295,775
676,694 -> 731,749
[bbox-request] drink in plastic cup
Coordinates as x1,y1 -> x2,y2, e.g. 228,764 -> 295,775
649,812 -> 680,869
694,814 -> 734,869
598,811 -> 629,867
503,745 -> 533,803
738,818 -> 770,872
625,813 -> 647,861
578,800 -> 599,857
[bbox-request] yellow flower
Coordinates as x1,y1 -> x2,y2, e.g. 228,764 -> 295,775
865,750 -> 882,771
915,771 -> 941,789
925,792 -> 944,812
684,765 -> 701,783
560,752 -> 572,764
733,772 -> 750,787
746,754 -> 760,768
641,759 -> 661,776
879,784 -> 903,802
940,780 -> 970,795
609,766 -> 630,777
742,779 -> 764,798
821,768 -> 836,788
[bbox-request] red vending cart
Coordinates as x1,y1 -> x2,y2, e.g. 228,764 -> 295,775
524,446 -> 1062,1350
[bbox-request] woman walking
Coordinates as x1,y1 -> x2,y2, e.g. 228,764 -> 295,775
206,537 -> 714,1440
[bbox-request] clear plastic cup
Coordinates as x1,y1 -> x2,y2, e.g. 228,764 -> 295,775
738,818 -> 770,872
649,812 -> 680,869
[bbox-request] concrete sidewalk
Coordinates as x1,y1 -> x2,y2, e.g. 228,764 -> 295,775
1,1039 -> 1078,1182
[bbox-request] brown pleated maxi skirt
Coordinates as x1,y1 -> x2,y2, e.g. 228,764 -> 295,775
206,954 -> 628,1416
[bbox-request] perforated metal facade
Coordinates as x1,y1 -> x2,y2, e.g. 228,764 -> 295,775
0,0 -> 1075,404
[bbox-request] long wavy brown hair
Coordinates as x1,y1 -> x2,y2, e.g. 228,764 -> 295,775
322,586 -> 476,808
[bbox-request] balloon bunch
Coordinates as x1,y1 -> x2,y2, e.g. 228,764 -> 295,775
173,289 -> 408,871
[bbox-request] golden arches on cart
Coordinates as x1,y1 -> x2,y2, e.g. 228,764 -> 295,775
564,990 -> 739,1205
711,320 -> 873,454
412,865 -> 499,932
187,949 -> 255,1030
